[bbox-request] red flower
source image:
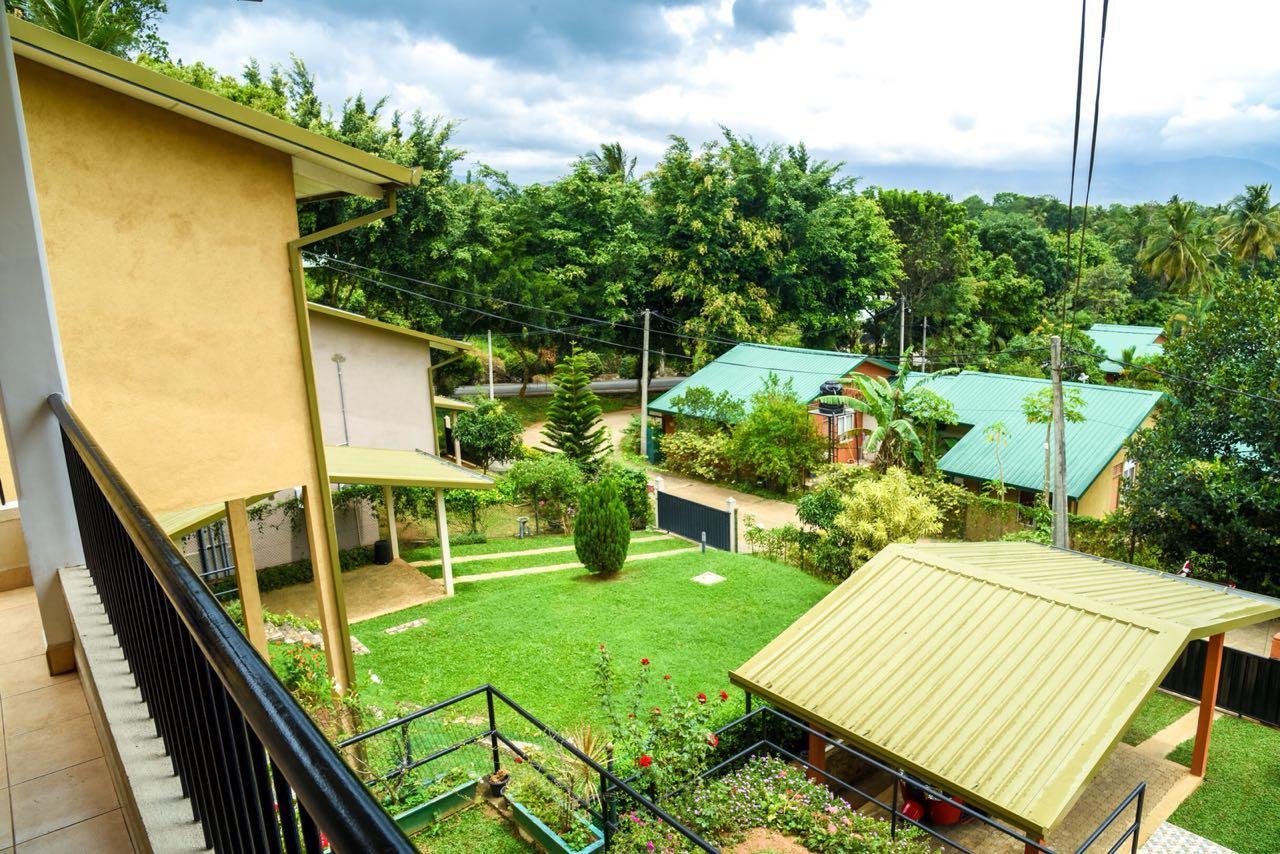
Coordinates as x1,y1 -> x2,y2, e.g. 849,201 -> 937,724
697,693 -> 708,704
651,706 -> 661,715
707,733 -> 719,747
514,756 -> 524,764
719,690 -> 729,701
663,674 -> 671,681
638,755 -> 653,768
641,658 -> 650,666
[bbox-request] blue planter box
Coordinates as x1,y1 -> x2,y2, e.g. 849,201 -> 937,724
393,778 -> 480,835
505,795 -> 604,854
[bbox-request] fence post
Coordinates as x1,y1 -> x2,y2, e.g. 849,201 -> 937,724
726,497 -> 737,553
486,688 -> 501,775
700,531 -> 706,553
601,747 -> 614,848
653,477 -> 664,532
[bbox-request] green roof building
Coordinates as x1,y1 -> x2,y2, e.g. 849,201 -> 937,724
1085,323 -> 1166,375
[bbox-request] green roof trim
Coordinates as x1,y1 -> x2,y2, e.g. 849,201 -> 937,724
646,343 -> 880,422
1086,324 -> 1165,374
919,371 -> 1163,498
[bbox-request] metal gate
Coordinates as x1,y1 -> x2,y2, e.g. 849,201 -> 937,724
656,490 -> 735,551
1161,638 -> 1280,727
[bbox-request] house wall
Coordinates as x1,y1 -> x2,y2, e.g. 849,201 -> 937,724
1077,445 -> 1129,518
308,312 -> 433,451
0,423 -> 13,505
16,59 -> 321,515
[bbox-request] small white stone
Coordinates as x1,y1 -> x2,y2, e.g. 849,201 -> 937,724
691,572 -> 726,586
385,617 -> 429,635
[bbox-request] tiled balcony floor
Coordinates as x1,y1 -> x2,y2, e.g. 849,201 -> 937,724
0,586 -> 132,852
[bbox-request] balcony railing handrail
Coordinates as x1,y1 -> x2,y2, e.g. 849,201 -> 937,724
48,393 -> 410,852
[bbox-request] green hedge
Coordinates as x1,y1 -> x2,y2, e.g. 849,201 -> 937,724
209,544 -> 374,597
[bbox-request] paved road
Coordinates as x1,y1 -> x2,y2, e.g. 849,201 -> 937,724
522,408 -> 637,453
454,377 -> 684,398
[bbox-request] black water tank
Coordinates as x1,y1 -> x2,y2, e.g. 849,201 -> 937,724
373,539 -> 393,565
817,380 -> 846,415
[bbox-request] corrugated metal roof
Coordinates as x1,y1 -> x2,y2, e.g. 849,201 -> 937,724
9,17 -> 418,200
646,343 -> 880,422
921,372 -> 1163,498
308,304 -> 476,353
325,446 -> 494,489
433,395 -> 475,411
1086,324 -> 1165,374
156,492 -> 273,538
730,542 -> 1280,837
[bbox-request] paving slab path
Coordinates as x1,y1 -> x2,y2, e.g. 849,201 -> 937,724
409,534 -> 669,567
455,546 -> 699,583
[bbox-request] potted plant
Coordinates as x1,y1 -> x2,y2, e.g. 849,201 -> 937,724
486,767 -> 511,797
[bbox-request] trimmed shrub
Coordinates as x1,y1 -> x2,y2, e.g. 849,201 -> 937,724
574,479 -> 630,574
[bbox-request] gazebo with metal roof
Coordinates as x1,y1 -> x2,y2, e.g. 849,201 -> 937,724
731,541 -> 1280,843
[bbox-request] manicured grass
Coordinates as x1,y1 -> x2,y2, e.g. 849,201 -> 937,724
352,550 -> 833,730
1120,691 -> 1194,746
403,530 -> 658,564
505,392 -> 640,427
1166,715 -> 1280,854
415,535 -> 690,578
411,805 -> 530,853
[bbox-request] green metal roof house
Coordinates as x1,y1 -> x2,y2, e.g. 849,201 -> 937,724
1085,324 -> 1166,375
647,343 -> 1162,517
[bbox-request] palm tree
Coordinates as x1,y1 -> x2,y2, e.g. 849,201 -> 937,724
1138,196 -> 1218,296
583,142 -> 636,181
1216,183 -> 1280,265
12,0 -> 137,56
818,366 -> 956,473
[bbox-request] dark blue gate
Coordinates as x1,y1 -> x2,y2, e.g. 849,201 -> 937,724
1161,638 -> 1280,727
656,491 -> 733,551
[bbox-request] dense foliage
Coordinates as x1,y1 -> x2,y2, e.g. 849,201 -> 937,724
452,398 -> 522,473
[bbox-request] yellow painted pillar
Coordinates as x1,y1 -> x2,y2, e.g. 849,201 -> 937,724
435,488 -> 454,596
224,498 -> 267,657
383,484 -> 399,562
301,485 -> 353,691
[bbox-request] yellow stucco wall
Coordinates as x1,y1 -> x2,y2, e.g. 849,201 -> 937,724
1075,445 -> 1126,519
17,59 -> 320,513
308,312 -> 433,451
0,423 -> 14,505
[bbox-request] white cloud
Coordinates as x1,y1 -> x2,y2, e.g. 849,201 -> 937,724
162,0 -> 1280,187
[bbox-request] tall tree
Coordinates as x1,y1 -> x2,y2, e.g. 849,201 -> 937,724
9,0 -> 168,57
583,142 -> 636,181
543,350 -> 610,470
1139,196 -> 1218,295
1216,183 -> 1280,266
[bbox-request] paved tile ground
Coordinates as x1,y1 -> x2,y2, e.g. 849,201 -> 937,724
262,558 -> 445,623
0,585 -> 132,853
1140,822 -> 1236,854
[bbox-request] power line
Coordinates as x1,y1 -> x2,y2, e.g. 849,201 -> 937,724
1065,346 -> 1280,406
1059,0 -> 1090,330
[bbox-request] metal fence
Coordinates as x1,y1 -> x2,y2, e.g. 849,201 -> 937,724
656,489 -> 735,551
51,393 -> 410,853
1161,639 -> 1280,727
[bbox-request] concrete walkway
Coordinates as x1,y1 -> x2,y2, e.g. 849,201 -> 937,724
522,408 -> 638,454
456,546 -> 699,583
262,559 -> 445,624
409,534 -> 669,568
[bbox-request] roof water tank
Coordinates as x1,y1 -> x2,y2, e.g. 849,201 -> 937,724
817,380 -> 846,415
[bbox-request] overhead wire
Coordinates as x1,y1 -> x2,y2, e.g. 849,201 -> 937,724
1058,0 -> 1090,330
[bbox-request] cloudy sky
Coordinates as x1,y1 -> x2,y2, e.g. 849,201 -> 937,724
163,0 -> 1280,202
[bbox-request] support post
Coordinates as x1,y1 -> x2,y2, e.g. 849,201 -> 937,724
435,488 -> 454,596
382,484 -> 399,562
301,485 -> 354,690
806,728 -> 827,782
225,498 -> 267,657
1190,632 -> 1225,777
487,329 -> 495,400
0,14 -> 83,674
639,309 -> 651,460
1050,335 -> 1070,548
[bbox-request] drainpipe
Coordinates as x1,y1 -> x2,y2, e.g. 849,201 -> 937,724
331,353 -> 350,446
286,188 -> 401,692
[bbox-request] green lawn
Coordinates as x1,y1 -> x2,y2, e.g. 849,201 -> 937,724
415,535 -> 691,579
1166,715 -> 1280,854
352,550 -> 833,729
504,392 -> 640,427
1120,691 -> 1194,746
402,530 -> 661,564
411,805 -> 530,853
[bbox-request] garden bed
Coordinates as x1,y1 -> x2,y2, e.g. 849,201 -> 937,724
505,795 -> 603,854
394,777 -> 482,835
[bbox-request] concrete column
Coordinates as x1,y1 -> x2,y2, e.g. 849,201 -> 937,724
383,484 -> 399,561
301,485 -> 353,690
435,488 -> 454,596
1190,632 -> 1225,777
225,498 -> 267,657
0,15 -> 83,675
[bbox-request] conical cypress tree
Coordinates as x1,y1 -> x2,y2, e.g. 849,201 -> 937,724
543,349 -> 610,470
574,479 -> 630,575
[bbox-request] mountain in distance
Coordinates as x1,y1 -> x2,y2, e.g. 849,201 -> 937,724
847,156 -> 1280,205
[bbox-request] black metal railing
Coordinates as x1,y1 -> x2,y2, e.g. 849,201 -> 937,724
49,393 -> 412,854
692,704 -> 1146,854
340,683 -> 719,852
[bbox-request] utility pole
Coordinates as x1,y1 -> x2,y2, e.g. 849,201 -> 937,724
487,329 -> 494,400
639,309 -> 651,460
921,316 -> 928,370
1050,335 -> 1069,548
898,296 -> 906,358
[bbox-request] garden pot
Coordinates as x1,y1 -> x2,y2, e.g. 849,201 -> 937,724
393,778 -> 480,835
505,794 -> 604,854
487,772 -> 510,798
899,799 -> 925,823
927,796 -> 965,826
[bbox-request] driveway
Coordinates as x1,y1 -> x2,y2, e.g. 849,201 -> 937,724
522,408 -> 638,453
